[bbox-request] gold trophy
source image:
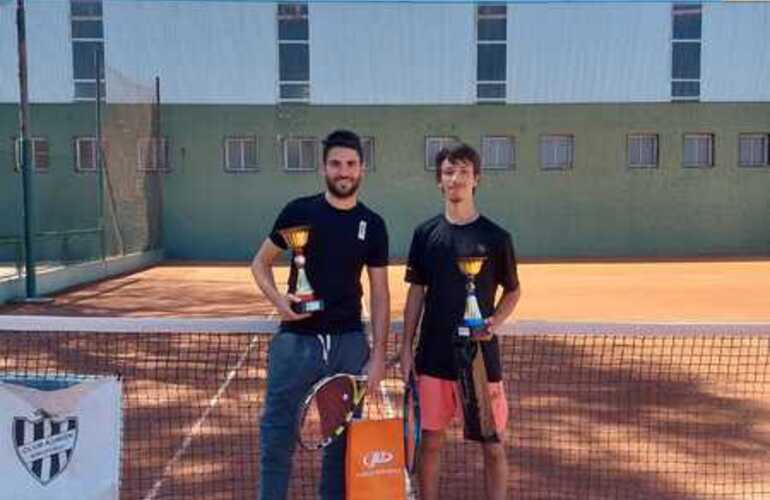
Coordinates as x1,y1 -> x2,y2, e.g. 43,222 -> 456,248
457,256 -> 491,341
279,225 -> 324,314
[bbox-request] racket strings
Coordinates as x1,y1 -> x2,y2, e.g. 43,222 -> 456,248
314,377 -> 358,438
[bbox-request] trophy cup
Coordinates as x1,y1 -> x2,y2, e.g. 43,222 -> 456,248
279,225 -> 324,314
456,256 -> 491,341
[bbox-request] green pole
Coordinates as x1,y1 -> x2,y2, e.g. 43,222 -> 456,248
16,0 -> 37,298
95,50 -> 105,263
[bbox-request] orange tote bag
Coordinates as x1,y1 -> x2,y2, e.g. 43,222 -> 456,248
345,418 -> 406,500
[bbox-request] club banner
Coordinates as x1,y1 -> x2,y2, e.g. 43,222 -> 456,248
0,377 -> 122,500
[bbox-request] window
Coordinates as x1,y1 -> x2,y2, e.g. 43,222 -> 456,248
671,3 -> 701,101
482,136 -> 515,170
74,136 -> 102,172
425,136 -> 459,170
278,3 -> 309,102
540,135 -> 574,170
71,0 -> 105,100
738,134 -> 769,168
682,133 -> 713,168
12,137 -> 49,172
224,136 -> 258,172
476,5 -> 507,102
361,136 -> 375,171
627,134 -> 659,168
138,137 -> 169,171
282,137 -> 319,171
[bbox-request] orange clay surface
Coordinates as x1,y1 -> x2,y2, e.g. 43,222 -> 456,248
2,260 -> 770,322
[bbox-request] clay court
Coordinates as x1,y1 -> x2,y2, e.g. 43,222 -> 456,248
2,259 -> 770,322
2,260 -> 770,499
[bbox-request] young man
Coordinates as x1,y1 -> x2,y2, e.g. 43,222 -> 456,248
400,143 -> 521,500
251,130 -> 390,500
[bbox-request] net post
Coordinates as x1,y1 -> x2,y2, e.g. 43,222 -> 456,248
153,75 -> 163,250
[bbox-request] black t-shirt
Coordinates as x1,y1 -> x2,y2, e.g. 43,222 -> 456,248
270,193 -> 389,335
405,214 -> 519,381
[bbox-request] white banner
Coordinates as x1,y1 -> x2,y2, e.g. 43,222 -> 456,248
0,377 -> 122,500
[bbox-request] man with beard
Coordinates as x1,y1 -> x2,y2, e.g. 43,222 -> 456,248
251,129 -> 390,500
400,143 -> 520,500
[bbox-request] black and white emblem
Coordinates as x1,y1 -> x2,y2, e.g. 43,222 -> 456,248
13,410 -> 78,485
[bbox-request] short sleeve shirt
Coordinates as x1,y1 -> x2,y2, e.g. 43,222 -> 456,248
405,214 -> 519,381
270,193 -> 389,334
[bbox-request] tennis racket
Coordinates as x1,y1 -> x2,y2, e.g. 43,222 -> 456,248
297,357 -> 397,451
403,370 -> 421,474
454,338 -> 499,443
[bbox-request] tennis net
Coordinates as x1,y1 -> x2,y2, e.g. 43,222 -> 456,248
1,317 -> 769,499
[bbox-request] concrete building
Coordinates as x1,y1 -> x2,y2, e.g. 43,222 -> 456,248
1,0 -> 768,267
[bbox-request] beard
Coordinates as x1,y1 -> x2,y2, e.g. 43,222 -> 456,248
326,175 -> 361,199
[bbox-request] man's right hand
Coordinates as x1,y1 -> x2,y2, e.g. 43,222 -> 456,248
276,294 -> 312,321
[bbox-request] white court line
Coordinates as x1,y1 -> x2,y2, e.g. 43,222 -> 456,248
141,335 -> 260,500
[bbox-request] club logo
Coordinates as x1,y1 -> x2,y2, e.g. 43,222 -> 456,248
362,450 -> 393,469
13,409 -> 78,486
358,220 -> 367,241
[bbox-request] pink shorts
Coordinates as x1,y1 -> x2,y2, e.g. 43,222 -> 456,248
417,374 -> 508,434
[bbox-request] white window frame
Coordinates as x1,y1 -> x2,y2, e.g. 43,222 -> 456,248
476,5 -> 507,103
277,3 -> 310,103
137,137 -> 170,172
224,136 -> 259,172
671,3 -> 701,102
481,136 -> 515,170
361,136 -> 375,171
425,136 -> 460,171
71,0 -> 105,101
73,136 -> 101,172
738,134 -> 769,168
627,134 -> 659,169
540,135 -> 574,170
682,133 -> 714,168
13,137 -> 49,172
282,136 -> 319,172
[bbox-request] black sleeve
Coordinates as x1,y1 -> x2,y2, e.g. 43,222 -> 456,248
268,201 -> 301,250
496,232 -> 519,292
404,226 -> 427,285
366,215 -> 389,267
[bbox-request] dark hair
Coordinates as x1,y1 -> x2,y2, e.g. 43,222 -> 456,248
322,129 -> 363,163
434,142 -> 481,183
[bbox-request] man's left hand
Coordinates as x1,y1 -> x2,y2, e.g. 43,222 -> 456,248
485,315 -> 503,336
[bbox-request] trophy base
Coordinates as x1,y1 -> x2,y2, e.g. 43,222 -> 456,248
458,322 -> 492,342
291,299 -> 324,314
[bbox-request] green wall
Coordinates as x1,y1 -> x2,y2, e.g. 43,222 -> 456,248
2,102 -> 769,262
0,103 -> 160,264
1,104 -> 100,263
